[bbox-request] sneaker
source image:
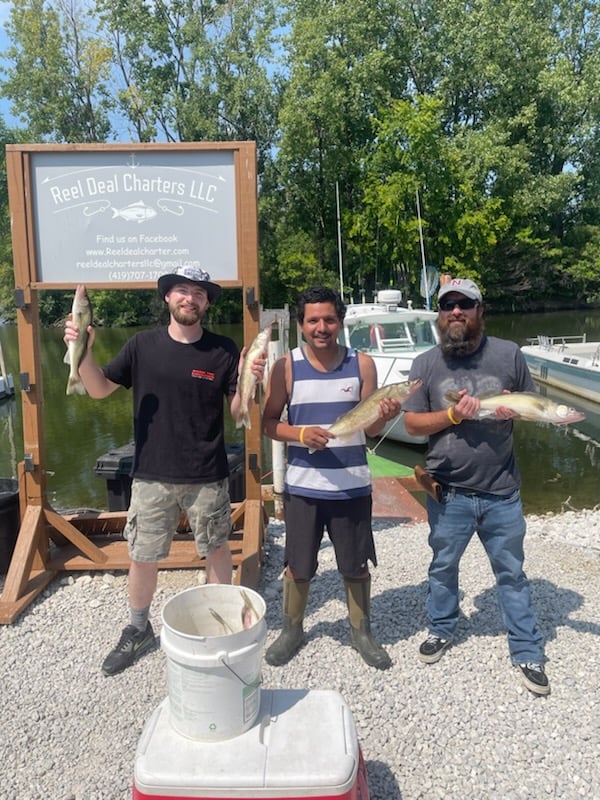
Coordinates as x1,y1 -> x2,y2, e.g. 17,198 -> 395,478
516,663 -> 550,696
101,622 -> 156,676
418,634 -> 450,664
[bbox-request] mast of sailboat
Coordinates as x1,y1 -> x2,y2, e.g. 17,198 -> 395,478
416,188 -> 430,309
336,181 -> 344,298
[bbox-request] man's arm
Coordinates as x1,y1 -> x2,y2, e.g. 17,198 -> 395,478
262,355 -> 334,451
404,389 -> 482,436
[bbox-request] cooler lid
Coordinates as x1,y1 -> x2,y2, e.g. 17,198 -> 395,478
134,689 -> 360,797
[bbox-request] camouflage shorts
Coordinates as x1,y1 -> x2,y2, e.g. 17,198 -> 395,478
123,478 -> 232,562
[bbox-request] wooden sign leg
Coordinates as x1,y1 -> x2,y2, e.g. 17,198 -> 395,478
0,504 -> 56,624
234,499 -> 265,589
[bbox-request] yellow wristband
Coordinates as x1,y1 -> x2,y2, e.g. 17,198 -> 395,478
299,426 -> 307,445
447,406 -> 461,425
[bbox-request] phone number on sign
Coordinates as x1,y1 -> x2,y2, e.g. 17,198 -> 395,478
108,271 -> 167,281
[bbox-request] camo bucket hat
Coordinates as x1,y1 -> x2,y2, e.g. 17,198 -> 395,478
157,266 -> 222,303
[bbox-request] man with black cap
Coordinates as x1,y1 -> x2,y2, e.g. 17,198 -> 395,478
64,266 -> 265,676
402,278 -> 550,696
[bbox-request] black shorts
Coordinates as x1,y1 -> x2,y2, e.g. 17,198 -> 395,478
283,492 -> 377,580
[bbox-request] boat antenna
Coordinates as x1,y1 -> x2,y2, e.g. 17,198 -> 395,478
336,181 -> 344,299
416,189 -> 430,309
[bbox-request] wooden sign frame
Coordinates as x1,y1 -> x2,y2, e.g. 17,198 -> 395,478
0,142 -> 265,624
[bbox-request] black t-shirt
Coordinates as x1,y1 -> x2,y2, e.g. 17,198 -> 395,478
103,327 -> 239,483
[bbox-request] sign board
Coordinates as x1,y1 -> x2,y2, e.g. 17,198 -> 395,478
0,142 -> 264,624
23,145 -> 245,287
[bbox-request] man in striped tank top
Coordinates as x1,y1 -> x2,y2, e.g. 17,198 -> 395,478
262,287 -> 402,670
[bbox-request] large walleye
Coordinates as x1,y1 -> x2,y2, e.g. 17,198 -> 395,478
64,284 -> 93,396
444,391 -> 585,425
309,380 -> 422,451
236,324 -> 272,429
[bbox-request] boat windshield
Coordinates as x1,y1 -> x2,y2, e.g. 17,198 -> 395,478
345,317 -> 438,351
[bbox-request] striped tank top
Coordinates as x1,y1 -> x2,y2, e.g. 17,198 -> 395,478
285,346 -> 371,500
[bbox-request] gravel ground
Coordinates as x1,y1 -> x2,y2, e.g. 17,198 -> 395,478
0,510 -> 599,800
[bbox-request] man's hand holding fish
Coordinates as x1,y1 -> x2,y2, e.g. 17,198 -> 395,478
235,325 -> 270,429
305,379 -> 420,452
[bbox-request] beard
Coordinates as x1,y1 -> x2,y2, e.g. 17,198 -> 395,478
170,302 -> 202,326
438,314 -> 484,356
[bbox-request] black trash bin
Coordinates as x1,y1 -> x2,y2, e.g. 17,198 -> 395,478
0,478 -> 20,574
94,442 -> 246,512
225,443 -> 245,504
94,442 -> 135,512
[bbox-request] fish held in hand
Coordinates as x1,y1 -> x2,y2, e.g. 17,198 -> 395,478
327,379 -> 422,441
444,391 -> 586,425
236,324 -> 271,429
64,285 -> 93,396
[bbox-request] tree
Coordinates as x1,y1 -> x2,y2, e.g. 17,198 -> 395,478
273,0 -> 409,292
96,0 -> 282,166
1,0 -> 113,142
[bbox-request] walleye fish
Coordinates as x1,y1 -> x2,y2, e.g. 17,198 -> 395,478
64,285 -> 93,396
209,607 -> 235,635
307,380 -> 422,452
444,391 -> 586,425
240,590 -> 261,630
236,324 -> 272,429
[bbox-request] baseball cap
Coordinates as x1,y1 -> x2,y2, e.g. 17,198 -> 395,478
157,266 -> 222,303
437,278 -> 482,304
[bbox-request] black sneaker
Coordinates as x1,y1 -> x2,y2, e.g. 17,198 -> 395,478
101,622 -> 156,676
516,663 -> 550,696
418,634 -> 450,664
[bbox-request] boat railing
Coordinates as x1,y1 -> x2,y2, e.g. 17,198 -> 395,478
529,334 -> 587,351
380,337 -> 415,351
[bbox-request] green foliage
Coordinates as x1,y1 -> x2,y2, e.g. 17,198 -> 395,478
1,0 -> 600,317
1,0 -> 113,141
90,290 -> 164,326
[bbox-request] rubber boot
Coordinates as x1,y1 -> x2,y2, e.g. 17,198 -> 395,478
344,575 -> 392,670
265,576 -> 310,666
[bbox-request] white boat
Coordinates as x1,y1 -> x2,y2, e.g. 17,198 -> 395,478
339,290 -> 439,444
0,339 -> 14,402
521,334 -> 600,404
0,373 -> 14,402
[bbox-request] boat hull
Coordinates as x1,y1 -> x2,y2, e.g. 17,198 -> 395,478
0,374 -> 15,402
380,414 -> 428,446
521,341 -> 600,405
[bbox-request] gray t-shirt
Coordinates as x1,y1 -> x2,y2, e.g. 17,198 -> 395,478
403,335 -> 536,495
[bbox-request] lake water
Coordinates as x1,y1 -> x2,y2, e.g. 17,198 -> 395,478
0,308 -> 599,515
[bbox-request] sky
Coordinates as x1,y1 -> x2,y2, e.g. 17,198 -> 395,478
0,7 -> 20,129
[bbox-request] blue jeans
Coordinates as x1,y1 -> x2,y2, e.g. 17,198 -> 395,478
425,488 -> 544,664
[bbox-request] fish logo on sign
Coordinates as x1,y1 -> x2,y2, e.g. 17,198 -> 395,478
111,200 -> 157,223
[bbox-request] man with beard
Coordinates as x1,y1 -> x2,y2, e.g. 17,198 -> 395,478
63,266 -> 265,676
402,278 -> 549,696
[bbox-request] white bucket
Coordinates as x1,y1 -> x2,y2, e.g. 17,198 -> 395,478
160,584 -> 267,741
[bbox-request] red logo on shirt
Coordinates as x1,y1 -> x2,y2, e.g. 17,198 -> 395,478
192,369 -> 215,381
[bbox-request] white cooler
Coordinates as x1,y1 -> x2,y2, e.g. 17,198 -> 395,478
132,688 -> 370,799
